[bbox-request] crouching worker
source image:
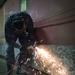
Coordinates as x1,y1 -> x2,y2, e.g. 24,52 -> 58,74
5,11 -> 35,75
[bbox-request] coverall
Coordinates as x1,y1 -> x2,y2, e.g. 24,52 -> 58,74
5,12 -> 34,74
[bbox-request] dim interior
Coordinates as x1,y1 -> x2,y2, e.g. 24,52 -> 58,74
0,0 -> 75,75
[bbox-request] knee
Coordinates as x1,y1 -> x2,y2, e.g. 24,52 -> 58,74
6,45 -> 14,53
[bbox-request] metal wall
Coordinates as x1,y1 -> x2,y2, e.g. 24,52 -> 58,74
28,0 -> 75,45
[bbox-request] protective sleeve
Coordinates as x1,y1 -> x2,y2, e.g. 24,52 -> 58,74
24,12 -> 35,45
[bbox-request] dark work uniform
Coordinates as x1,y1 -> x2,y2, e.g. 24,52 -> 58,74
5,12 -> 34,74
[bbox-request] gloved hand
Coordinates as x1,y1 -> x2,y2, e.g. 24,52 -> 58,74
27,41 -> 37,50
27,45 -> 33,49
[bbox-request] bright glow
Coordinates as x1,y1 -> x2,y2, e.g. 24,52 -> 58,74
33,46 -> 69,75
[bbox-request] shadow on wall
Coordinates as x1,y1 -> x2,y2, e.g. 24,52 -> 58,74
34,28 -> 50,44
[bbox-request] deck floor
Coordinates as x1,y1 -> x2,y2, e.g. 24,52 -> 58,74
0,58 -> 17,75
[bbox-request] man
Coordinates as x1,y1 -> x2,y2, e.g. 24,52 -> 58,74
5,11 -> 35,75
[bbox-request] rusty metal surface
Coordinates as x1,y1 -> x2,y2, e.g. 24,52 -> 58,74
21,65 -> 50,75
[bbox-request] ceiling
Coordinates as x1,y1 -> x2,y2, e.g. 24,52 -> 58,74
0,0 -> 7,9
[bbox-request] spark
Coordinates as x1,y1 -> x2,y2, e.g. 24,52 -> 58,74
33,46 -> 69,75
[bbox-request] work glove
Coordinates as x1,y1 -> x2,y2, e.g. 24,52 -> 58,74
27,41 -> 37,50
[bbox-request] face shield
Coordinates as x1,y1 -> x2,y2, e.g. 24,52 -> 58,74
12,20 -> 24,30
